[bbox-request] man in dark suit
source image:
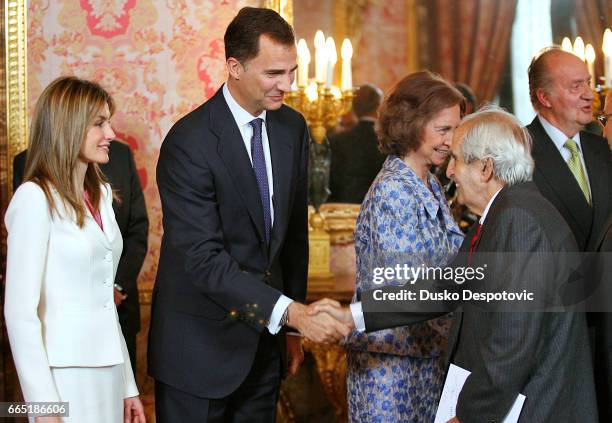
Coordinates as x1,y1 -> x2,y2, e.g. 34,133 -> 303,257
526,47 -> 612,420
526,47 -> 611,253
592,214 -> 612,422
328,83 -> 385,203
312,107 -> 598,422
148,7 -> 350,422
13,140 -> 149,373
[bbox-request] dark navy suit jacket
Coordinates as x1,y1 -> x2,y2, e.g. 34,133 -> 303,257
148,88 -> 309,398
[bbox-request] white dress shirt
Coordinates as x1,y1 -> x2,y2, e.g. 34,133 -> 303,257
537,115 -> 592,196
350,188 -> 504,331
222,83 -> 293,334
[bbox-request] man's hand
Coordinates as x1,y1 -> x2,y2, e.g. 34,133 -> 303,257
286,302 -> 351,343
446,417 -> 460,423
286,334 -> 304,376
114,288 -> 127,306
124,396 -> 146,423
307,298 -> 355,329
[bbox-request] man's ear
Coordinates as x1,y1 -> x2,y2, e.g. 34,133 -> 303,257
535,87 -> 552,109
227,57 -> 242,81
481,157 -> 494,182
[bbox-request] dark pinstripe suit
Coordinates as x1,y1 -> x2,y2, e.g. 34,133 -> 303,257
361,182 -> 598,422
527,117 -> 612,422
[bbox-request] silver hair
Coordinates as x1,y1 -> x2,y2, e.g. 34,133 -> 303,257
459,105 -> 534,185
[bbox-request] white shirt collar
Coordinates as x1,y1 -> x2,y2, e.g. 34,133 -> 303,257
479,187 -> 504,225
222,83 -> 266,127
537,114 -> 582,151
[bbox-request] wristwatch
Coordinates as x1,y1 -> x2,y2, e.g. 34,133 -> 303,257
279,307 -> 289,327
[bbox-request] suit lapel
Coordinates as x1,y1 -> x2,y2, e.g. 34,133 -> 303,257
84,190 -> 116,249
210,90 -> 267,243
445,224 -> 477,364
447,309 -> 464,366
529,118 -> 592,236
581,131 -> 610,232
266,111 -> 294,260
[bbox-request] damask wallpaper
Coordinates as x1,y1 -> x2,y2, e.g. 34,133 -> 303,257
351,0 -> 412,92
27,0 -> 257,287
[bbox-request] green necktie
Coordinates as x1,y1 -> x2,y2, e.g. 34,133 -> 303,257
564,139 -> 591,205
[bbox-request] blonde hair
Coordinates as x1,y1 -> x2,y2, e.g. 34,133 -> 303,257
24,76 -> 115,227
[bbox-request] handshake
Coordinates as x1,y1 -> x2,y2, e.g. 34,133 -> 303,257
286,299 -> 356,344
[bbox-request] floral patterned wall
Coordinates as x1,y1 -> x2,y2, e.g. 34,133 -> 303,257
27,0 -> 257,288
351,0 -> 412,94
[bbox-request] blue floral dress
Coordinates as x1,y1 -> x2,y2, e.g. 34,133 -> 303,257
346,156 -> 464,423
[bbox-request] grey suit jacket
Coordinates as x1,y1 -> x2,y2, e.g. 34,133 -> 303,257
361,182 -> 598,422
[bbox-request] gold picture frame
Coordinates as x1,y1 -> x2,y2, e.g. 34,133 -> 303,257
4,0 -> 27,196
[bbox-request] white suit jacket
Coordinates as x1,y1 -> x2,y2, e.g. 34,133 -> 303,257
4,181 -> 138,402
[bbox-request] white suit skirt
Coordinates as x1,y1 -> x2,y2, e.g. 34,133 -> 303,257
29,365 -> 124,422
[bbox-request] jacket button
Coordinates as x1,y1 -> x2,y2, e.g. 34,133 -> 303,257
105,253 -> 112,262
104,301 -> 112,309
264,270 -> 271,278
104,279 -> 112,287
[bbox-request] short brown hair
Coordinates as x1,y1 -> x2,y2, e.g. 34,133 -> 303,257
528,46 -> 563,111
353,83 -> 383,118
224,7 -> 295,64
377,71 -> 464,156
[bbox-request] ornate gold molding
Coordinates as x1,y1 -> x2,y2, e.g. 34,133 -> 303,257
303,339 -> 348,422
277,388 -> 297,423
4,0 -> 28,194
315,203 -> 360,245
405,0 -> 419,73
262,0 -> 293,26
139,286 -> 153,305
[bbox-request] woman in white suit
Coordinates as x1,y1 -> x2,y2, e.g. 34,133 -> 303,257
4,76 -> 146,423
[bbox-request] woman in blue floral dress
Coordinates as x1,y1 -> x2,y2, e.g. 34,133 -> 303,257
346,71 -> 465,422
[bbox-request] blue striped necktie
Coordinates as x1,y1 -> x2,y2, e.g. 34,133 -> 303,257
249,118 -> 271,243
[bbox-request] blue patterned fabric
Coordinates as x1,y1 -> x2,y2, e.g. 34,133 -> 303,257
346,155 -> 464,422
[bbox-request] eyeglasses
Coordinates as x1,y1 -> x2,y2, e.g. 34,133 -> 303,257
596,114 -> 612,126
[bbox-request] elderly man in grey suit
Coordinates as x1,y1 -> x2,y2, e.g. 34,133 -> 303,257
312,107 -> 598,422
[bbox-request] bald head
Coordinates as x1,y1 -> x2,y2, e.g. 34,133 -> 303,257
528,46 -> 594,137
529,48 -> 584,110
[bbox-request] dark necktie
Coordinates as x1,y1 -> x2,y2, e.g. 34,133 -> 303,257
249,118 -> 271,243
469,223 -> 482,257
